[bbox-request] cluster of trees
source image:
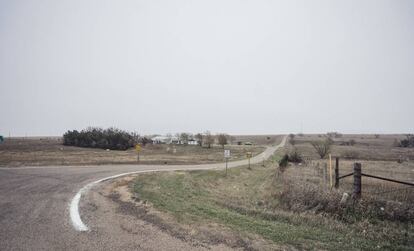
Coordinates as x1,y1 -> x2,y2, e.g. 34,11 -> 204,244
175,131 -> 231,148
63,127 -> 235,150
63,127 -> 136,150
398,135 -> 414,148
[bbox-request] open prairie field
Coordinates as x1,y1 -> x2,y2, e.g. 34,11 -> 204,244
286,134 -> 414,201
292,134 -> 414,161
0,137 -> 266,167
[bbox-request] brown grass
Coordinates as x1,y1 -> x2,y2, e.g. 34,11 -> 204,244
0,137 -> 265,167
293,134 -> 414,161
275,170 -> 414,223
277,134 -> 414,223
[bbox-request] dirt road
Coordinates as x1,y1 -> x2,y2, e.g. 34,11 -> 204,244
0,136 -> 286,250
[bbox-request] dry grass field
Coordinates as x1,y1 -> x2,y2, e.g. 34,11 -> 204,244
286,134 -> 414,203
0,137 -> 266,167
124,134 -> 414,250
292,134 -> 414,161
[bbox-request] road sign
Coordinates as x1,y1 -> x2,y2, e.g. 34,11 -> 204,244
224,149 -> 231,177
246,152 -> 252,169
135,144 -> 142,152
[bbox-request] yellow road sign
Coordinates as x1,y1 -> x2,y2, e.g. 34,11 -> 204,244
135,144 -> 142,152
246,152 -> 252,158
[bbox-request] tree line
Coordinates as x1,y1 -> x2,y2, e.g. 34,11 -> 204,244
63,128 -> 233,150
63,127 -> 136,150
174,131 -> 231,148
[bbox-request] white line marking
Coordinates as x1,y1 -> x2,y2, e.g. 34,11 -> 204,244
69,136 -> 287,232
69,167 -> 216,231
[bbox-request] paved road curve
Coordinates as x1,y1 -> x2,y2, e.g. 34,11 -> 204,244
0,136 -> 286,250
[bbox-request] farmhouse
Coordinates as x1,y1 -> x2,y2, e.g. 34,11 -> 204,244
151,136 -> 169,144
151,136 -> 181,144
188,138 -> 198,145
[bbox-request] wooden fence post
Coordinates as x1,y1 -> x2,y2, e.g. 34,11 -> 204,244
353,163 -> 361,199
323,163 -> 327,188
334,157 -> 339,188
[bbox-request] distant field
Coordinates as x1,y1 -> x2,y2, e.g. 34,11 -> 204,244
292,134 -> 414,160
0,137 -> 267,167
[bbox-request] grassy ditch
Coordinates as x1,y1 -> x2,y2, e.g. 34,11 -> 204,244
132,152 -> 413,250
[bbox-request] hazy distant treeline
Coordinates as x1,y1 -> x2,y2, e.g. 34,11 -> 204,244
63,127 -> 136,150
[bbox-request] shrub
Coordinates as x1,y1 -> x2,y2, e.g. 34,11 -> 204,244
311,139 -> 333,159
400,139 -> 410,147
279,154 -> 289,168
327,132 -> 342,138
398,135 -> 414,148
288,134 -> 295,145
63,127 -> 135,150
288,151 -> 303,163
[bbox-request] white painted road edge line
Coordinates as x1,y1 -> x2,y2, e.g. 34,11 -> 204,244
69,167 -> 217,231
69,136 -> 287,232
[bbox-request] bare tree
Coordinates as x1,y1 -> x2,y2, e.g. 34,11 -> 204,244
195,133 -> 203,146
179,132 -> 190,145
204,131 -> 214,148
228,135 -> 236,145
311,139 -> 333,159
131,131 -> 140,145
217,134 -> 228,149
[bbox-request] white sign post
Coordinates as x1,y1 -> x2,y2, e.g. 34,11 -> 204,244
246,152 -> 252,169
224,150 -> 231,176
135,145 -> 142,163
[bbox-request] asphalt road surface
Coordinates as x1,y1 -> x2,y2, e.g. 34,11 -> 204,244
0,137 -> 286,250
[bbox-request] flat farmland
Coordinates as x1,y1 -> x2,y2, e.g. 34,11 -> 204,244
0,137 -> 266,167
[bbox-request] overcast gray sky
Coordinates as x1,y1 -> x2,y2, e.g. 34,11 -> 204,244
1,0 -> 413,136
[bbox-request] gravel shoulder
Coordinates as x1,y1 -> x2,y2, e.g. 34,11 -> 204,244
79,178 -> 235,250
